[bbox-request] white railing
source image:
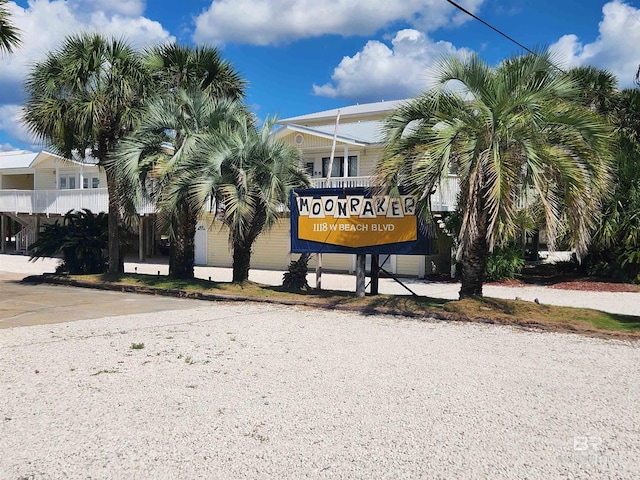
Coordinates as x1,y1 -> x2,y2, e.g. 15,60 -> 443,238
0,189 -> 154,216
15,225 -> 37,253
310,176 -> 372,189
308,175 -> 460,212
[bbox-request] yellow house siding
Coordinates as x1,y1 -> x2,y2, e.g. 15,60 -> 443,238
36,169 -> 56,190
206,222 -> 233,268
306,253 -> 352,272
205,219 -> 290,270
396,255 -> 421,277
251,221 -> 291,270
2,174 -> 34,190
357,148 -> 382,177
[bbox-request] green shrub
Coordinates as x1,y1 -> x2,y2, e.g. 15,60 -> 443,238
485,246 -> 525,281
29,209 -> 108,274
282,253 -> 310,292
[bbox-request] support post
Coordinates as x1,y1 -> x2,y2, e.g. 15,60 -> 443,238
138,215 -> 145,262
356,253 -> 366,297
316,253 -> 322,290
1,215 -> 6,254
370,254 -> 379,296
34,215 -> 40,243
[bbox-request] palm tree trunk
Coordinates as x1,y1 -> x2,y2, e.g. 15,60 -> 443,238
169,199 -> 197,279
105,168 -> 121,274
232,240 -> 252,283
230,206 -> 267,283
459,201 -> 489,299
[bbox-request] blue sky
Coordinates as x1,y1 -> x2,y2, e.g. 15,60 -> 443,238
1,0 -> 639,151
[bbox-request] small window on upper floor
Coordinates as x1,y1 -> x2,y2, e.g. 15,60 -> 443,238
321,155 -> 358,178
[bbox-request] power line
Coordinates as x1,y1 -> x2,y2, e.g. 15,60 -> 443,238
444,0 -> 566,73
444,0 -> 538,56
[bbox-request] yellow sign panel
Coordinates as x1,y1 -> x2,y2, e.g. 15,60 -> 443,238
298,216 -> 417,248
296,194 -> 418,248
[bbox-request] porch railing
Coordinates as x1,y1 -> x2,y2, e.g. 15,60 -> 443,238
308,175 -> 459,212
0,188 -> 154,216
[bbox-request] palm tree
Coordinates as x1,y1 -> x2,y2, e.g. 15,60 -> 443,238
142,44 -> 247,278
113,88 -> 308,282
145,43 -> 246,97
23,33 -> 150,273
377,52 -> 613,298
174,112 -> 310,283
0,0 -> 20,54
112,89 -> 247,279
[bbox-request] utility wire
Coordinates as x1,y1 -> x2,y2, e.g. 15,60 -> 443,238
444,0 -> 538,56
444,0 -> 566,73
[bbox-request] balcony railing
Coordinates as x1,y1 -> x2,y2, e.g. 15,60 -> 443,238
309,175 -> 459,212
0,188 -> 154,216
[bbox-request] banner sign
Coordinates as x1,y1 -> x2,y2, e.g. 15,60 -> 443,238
290,187 -> 432,255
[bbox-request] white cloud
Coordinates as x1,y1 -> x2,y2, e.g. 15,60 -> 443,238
0,143 -> 21,152
0,105 -> 33,145
549,0 -> 640,87
193,0 -> 484,45
313,29 -> 472,101
0,1 -> 173,97
69,0 -> 146,18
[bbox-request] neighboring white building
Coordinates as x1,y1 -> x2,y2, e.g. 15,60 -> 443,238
0,150 -> 154,257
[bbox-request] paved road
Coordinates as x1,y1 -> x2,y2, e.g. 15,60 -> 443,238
0,272 -> 208,329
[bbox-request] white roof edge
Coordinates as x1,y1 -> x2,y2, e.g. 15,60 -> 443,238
278,99 -> 408,125
275,124 -> 368,146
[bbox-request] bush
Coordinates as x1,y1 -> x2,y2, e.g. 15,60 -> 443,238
29,209 -> 108,274
485,246 -> 525,281
282,254 -> 310,292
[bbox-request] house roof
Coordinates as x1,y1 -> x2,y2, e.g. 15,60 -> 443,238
0,150 -> 39,170
276,120 -> 387,146
0,150 -> 99,173
278,99 -> 408,125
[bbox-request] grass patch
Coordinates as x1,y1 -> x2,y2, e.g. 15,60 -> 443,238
130,342 -> 145,350
33,272 -> 640,339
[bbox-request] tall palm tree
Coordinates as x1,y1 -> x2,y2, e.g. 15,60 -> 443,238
142,43 -> 247,278
113,88 -> 308,282
0,0 -> 20,54
377,52 -> 613,298
23,33 -> 151,273
174,113 -> 309,283
112,89 -> 247,279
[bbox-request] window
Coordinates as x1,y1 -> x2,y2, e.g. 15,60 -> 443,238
59,174 -> 77,190
322,156 -> 357,177
305,162 -> 315,177
83,176 -> 100,189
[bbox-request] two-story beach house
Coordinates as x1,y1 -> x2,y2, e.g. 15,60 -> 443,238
0,100 -> 459,277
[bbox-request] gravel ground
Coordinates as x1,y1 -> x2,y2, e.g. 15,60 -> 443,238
1,303 -> 639,479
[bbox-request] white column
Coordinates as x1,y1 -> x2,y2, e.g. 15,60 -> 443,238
79,165 -> 84,189
343,145 -> 348,178
55,167 -> 59,190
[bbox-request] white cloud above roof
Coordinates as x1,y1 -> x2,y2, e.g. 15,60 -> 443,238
0,105 -> 31,146
193,0 -> 484,45
313,29 -> 473,102
549,0 -> 640,87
